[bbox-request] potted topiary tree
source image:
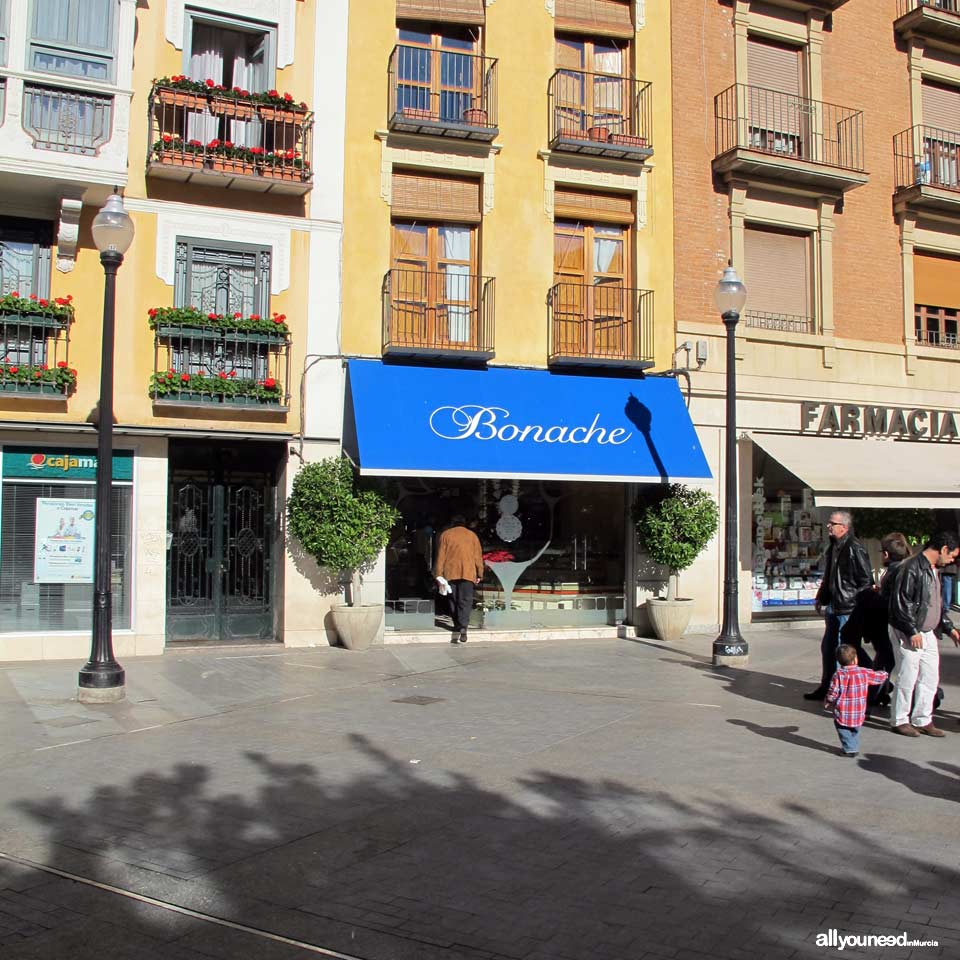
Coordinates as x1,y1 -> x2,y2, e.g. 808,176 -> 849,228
633,484 -> 719,642
287,456 -> 399,650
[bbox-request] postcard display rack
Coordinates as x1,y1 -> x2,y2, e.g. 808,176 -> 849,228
751,478 -> 825,613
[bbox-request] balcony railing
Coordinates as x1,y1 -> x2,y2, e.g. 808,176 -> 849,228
916,306 -> 959,349
151,323 -> 291,409
894,124 -> 960,193
388,45 -> 498,141
715,84 -> 865,173
547,282 -> 654,368
22,84 -> 113,156
898,0 -> 960,17
147,85 -> 314,195
0,309 -> 73,397
382,268 -> 495,359
548,70 -> 653,160
744,311 -> 815,335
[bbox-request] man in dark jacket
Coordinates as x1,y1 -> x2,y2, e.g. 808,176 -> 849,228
804,510 -> 873,700
887,530 -> 960,737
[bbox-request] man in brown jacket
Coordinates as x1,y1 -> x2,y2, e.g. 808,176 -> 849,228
434,515 -> 484,643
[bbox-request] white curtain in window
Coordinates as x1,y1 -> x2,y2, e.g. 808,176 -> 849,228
593,238 -> 618,274
441,227 -> 472,343
77,0 -> 112,50
594,48 -> 621,75
32,0 -> 70,43
228,32 -> 265,147
188,24 -> 223,142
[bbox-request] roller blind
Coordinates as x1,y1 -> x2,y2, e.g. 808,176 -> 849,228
914,251 -> 960,310
391,170 -> 482,223
556,0 -> 634,40
554,188 -> 633,225
396,0 -> 485,24
922,81 -> 960,133
747,37 -> 802,95
744,225 -> 811,319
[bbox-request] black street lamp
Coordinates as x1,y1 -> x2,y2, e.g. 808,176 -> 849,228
78,194 -> 135,703
712,266 -> 749,668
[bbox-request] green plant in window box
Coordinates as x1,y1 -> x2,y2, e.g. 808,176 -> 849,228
154,75 -> 209,95
147,305 -> 290,337
633,484 -> 719,641
0,292 -> 74,325
149,369 -> 283,403
0,360 -> 77,394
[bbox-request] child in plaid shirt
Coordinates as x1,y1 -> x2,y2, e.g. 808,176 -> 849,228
825,644 -> 889,757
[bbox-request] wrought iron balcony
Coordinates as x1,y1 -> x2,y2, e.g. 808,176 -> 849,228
147,85 -> 314,195
916,306 -> 960,350
151,322 -> 291,410
713,84 -> 867,191
744,311 -> 815,335
896,0 -> 960,41
893,125 -> 960,213
548,70 -> 653,161
388,45 -> 498,141
382,268 -> 495,361
22,84 -> 113,156
547,282 -> 654,369
0,306 -> 74,399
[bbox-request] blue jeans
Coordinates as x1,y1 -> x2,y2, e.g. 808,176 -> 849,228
820,611 -> 850,688
942,574 -> 955,615
835,721 -> 860,755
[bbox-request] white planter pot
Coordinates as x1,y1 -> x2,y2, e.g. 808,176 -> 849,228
330,604 -> 383,651
645,598 -> 694,642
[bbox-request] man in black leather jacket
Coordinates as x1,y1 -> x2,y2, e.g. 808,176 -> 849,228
888,530 -> 960,737
804,510 -> 873,700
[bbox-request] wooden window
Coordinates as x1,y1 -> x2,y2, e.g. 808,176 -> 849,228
396,0 -> 485,26
553,205 -> 632,357
915,305 -> 959,348
391,170 -> 481,222
554,187 -> 633,225
390,221 -> 479,346
743,225 -> 813,333
554,36 -> 628,137
747,37 -> 802,95
395,23 -> 479,124
555,0 -> 633,40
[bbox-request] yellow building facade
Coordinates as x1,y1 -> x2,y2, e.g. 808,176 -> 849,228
339,1 -> 703,640
0,0 -> 348,660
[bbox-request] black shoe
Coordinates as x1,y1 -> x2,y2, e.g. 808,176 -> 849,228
803,688 -> 827,701
450,632 -> 461,644
459,630 -> 468,644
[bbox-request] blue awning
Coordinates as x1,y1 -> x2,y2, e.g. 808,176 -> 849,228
345,360 -> 711,483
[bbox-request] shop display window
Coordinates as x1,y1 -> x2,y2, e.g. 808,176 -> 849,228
751,448 -> 825,616
0,482 -> 132,632
381,477 -> 626,631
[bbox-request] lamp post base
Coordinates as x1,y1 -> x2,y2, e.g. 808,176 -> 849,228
712,638 -> 750,668
78,683 -> 126,703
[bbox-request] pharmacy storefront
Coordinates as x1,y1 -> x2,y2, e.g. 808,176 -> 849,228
0,439 -> 168,661
344,360 -> 711,635
745,400 -> 960,619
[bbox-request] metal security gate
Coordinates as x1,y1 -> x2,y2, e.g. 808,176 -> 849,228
166,450 -> 278,644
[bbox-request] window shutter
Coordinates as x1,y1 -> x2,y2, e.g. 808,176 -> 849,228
396,0 -> 485,25
744,226 -> 810,320
914,251 -> 960,310
554,188 -> 633,225
747,37 -> 802,96
922,81 -> 960,133
391,170 -> 482,223
555,0 -> 633,40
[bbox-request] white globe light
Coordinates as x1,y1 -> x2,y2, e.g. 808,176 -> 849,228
714,265 -> 747,316
92,194 -> 135,256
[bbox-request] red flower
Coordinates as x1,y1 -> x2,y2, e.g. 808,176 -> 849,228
40,364 -> 48,371
33,371 -> 41,379
268,89 -> 279,98
205,78 -> 215,88
69,369 -> 76,377
29,293 -> 37,300
9,366 -> 18,374
299,102 -> 307,110
181,373 -> 191,382
207,139 -> 220,149
148,307 -> 157,317
272,316 -> 284,324
284,149 -> 294,160
283,92 -> 293,102
162,133 -> 173,143
168,368 -> 176,375
233,312 -> 242,319
249,314 -> 261,321
228,370 -> 236,378
263,377 -> 276,389
10,291 -> 19,298
188,139 -> 202,147
241,90 -> 250,97
66,294 -> 73,302
57,361 -> 68,368
224,140 -> 234,149
232,87 -> 243,94
38,298 -> 48,307
208,312 -> 217,320
249,146 -> 264,155
56,297 -> 69,306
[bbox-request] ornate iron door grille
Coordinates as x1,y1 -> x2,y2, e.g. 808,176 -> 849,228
166,472 -> 276,643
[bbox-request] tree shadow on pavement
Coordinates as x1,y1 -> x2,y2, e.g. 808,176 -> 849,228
3,733 -> 960,960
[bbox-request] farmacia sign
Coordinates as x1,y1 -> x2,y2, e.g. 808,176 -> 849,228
800,402 -> 958,441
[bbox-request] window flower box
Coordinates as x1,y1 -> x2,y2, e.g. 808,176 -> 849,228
399,106 -> 439,122
210,157 -> 256,176
609,133 -> 648,148
0,361 -> 77,395
210,97 -> 257,121
148,306 -> 290,338
150,370 -> 284,405
0,293 -> 74,325
154,84 -> 207,112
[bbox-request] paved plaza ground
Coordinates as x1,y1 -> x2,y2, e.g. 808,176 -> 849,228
0,627 -> 958,960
